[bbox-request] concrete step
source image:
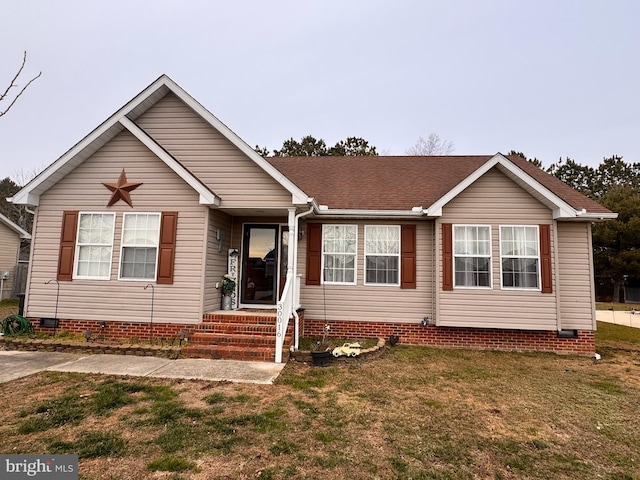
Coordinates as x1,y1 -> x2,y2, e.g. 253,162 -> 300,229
196,322 -> 277,335
202,312 -> 277,326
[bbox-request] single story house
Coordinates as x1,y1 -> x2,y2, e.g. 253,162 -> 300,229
0,213 -> 31,301
9,75 -> 616,361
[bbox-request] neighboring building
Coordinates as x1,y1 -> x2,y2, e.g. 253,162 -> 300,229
9,76 -> 616,361
0,213 -> 31,301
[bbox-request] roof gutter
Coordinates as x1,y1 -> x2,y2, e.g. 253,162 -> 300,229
310,203 -> 428,219
574,210 -> 618,221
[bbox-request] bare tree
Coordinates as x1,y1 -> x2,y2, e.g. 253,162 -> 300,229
0,51 -> 41,118
406,133 -> 455,156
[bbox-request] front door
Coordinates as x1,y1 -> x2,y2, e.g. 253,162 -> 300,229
241,225 -> 279,305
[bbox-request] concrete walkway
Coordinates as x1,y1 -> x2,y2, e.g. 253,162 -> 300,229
596,309 -> 640,329
0,350 -> 285,385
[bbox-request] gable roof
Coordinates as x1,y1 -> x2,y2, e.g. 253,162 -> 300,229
267,153 -> 615,220
0,213 -> 31,239
10,75 -> 310,207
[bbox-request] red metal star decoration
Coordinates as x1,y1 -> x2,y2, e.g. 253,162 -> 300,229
103,169 -> 143,207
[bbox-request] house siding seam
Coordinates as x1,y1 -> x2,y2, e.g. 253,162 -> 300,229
437,167 -> 559,330
134,93 -> 293,208
301,318 -> 595,356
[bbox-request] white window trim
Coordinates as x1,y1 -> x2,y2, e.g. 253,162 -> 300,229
73,212 -> 116,281
118,212 -> 161,282
499,224 -> 541,291
363,225 -> 401,287
321,224 -> 358,285
453,224 -> 493,289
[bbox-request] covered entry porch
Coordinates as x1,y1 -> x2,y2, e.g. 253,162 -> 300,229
199,207 -> 312,362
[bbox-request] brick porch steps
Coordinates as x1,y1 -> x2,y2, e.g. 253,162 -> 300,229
182,344 -> 291,362
188,332 -> 287,347
182,310 -> 292,362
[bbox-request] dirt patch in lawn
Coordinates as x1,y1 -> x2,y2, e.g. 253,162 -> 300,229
0,343 -> 639,479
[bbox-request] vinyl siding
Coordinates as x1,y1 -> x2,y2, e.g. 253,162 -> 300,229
438,168 -> 558,330
298,220 -> 434,324
25,130 -> 209,325
0,222 -> 20,300
203,209 -> 233,312
557,222 -> 595,330
135,93 -> 293,208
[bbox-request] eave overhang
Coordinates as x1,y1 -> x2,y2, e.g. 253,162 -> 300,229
0,212 -> 31,239
425,153 -> 612,221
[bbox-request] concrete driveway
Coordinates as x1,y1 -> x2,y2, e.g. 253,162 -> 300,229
0,350 -> 285,385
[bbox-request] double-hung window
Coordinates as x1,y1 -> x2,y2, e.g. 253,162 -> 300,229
74,213 -> 116,280
500,225 -> 540,289
453,225 -> 491,288
322,225 -> 357,284
364,225 -> 400,285
119,213 -> 161,280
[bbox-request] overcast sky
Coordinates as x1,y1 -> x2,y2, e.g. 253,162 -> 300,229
1,0 -> 638,183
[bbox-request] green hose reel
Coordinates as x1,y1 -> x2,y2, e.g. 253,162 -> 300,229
1,314 -> 34,335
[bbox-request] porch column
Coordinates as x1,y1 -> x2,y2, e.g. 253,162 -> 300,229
287,208 -> 296,287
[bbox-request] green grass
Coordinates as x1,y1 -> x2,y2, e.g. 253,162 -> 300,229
49,431 -> 126,458
18,393 -> 86,433
597,321 -> 640,345
147,455 -> 196,472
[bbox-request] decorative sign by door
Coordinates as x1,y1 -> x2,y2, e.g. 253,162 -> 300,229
228,249 -> 239,309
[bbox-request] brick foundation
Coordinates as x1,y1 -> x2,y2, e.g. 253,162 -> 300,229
29,317 -> 195,343
301,318 -> 595,356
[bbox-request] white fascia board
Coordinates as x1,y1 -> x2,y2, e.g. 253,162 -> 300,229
10,121 -> 125,206
573,211 -> 618,221
10,77 -> 173,206
119,117 -> 220,205
0,212 -> 31,238
426,153 -> 581,219
495,155 -> 578,217
425,155 -> 501,217
313,207 -> 425,218
9,192 -> 40,207
160,76 -> 311,205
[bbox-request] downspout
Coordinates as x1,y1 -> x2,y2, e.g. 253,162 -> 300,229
553,221 -> 562,331
22,206 -> 37,317
291,206 -> 315,351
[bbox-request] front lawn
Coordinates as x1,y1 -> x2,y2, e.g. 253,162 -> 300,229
1,335 -> 639,479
